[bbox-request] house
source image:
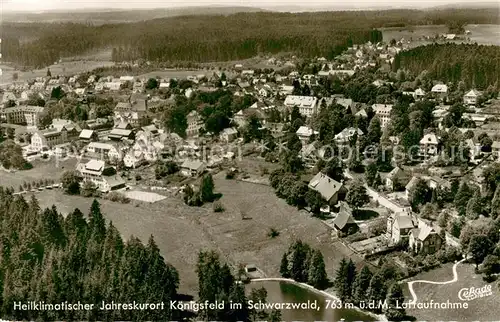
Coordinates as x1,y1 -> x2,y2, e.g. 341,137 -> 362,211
296,126 -> 319,145
445,34 -> 456,40
464,89 -> 481,105
108,128 -> 134,141
415,88 -> 426,99
49,119 -> 81,139
405,176 -> 419,200
431,84 -> 448,99
386,166 -> 410,191
409,220 -> 444,255
332,202 -> 359,236
180,160 -> 206,177
77,159 -> 126,192
308,172 -> 347,205
263,122 -> 285,138
79,129 -> 98,142
419,133 -> 440,157
30,127 -> 69,152
279,85 -> 295,95
372,104 -> 393,128
334,127 -> 363,144
123,150 -> 146,168
284,95 -> 318,117
86,142 -> 122,162
220,127 -> 238,142
386,211 -> 417,244
0,105 -> 44,127
300,142 -> 320,168
186,110 -> 203,137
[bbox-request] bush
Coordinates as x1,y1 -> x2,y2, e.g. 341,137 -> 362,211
225,170 -> 235,179
135,175 -> 142,181
213,200 -> 225,212
268,228 -> 280,238
106,191 -> 130,204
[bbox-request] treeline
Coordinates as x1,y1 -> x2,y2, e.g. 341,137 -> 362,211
393,44 -> 500,89
0,193 -> 180,320
3,8 -> 498,68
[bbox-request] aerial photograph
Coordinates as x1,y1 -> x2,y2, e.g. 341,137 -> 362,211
0,0 -> 499,320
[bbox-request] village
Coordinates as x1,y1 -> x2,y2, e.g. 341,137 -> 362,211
1,33 -> 500,317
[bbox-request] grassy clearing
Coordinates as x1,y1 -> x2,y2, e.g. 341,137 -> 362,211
29,170 -> 365,295
0,158 -> 79,189
381,24 -> 500,47
403,263 -> 500,320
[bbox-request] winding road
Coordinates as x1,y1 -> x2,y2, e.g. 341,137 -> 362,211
406,257 -> 468,303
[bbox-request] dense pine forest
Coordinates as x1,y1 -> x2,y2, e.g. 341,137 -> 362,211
0,189 -> 180,321
393,44 -> 500,89
2,8 -> 498,68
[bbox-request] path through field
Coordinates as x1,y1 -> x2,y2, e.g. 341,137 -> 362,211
406,257 -> 468,303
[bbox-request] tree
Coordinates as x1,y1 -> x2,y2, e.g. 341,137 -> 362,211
334,258 -> 356,302
346,181 -> 369,214
492,186 -> 500,219
12,72 -> 19,81
365,162 -> 378,187
367,273 -> 387,312
482,255 -> 500,277
385,283 -> 406,321
47,68 -> 51,77
307,250 -> 328,290
51,86 -> 65,100
352,265 -> 372,305
279,253 -> 290,278
367,117 -> 382,144
163,105 -> 188,137
61,171 -> 81,195
410,179 -> 431,210
80,180 -> 98,198
468,234 -> 493,268
200,174 -> 215,202
305,190 -> 326,214
324,157 -> 344,182
465,191 -> 482,220
145,78 -> 158,90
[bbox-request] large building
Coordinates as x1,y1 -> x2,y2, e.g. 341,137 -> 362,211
284,95 -> 318,117
30,127 -> 69,152
186,110 -> 203,137
0,105 -> 44,127
372,104 -> 393,128
77,159 -> 125,192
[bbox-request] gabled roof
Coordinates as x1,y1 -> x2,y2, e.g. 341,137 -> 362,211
420,133 -> 439,145
181,160 -> 205,171
79,129 -> 94,139
405,176 -> 419,191
387,166 -> 407,180
394,213 -> 415,230
465,89 -> 481,97
333,210 -> 356,230
85,159 -> 105,172
308,172 -> 344,202
296,126 -> 318,137
431,84 -> 448,93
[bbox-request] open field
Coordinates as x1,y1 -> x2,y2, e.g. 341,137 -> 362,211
403,262 -> 500,320
0,60 -> 115,86
381,24 -> 500,47
0,158 -> 80,189
28,171 -> 365,295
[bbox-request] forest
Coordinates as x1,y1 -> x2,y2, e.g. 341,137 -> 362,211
0,189 -> 280,321
2,8 -> 498,68
392,44 -> 500,89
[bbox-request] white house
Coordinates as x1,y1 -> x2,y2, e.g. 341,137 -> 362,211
284,95 -> 318,117
296,126 -> 319,145
334,127 -> 363,144
463,89 -> 481,105
180,160 -> 206,177
431,84 -> 448,99
86,142 -> 122,162
220,127 -> 238,142
372,104 -> 393,128
419,133 -> 440,157
415,88 -> 426,99
77,159 -> 125,192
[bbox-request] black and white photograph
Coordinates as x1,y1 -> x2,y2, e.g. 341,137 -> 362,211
0,0 -> 499,321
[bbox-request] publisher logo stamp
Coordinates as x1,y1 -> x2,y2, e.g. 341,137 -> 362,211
458,285 -> 493,301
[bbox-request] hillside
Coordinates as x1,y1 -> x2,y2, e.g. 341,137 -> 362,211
1,6 -> 268,24
393,43 -> 500,89
1,8 -> 498,68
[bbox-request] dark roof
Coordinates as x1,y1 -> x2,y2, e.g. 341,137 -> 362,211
333,211 -> 356,230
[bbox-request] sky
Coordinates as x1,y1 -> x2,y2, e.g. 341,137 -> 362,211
0,0 -> 486,12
